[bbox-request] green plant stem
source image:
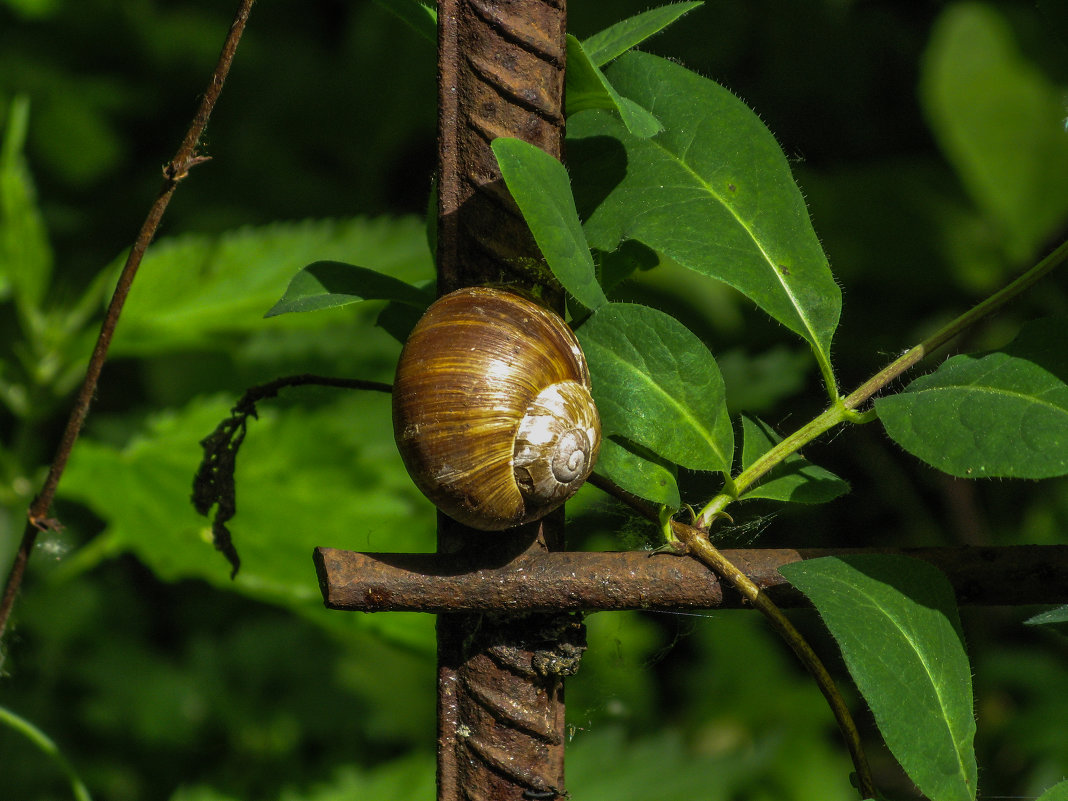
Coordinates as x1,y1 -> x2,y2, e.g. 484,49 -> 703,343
0,705 -> 92,801
696,237 -> 1068,529
672,522 -> 876,799
842,236 -> 1067,412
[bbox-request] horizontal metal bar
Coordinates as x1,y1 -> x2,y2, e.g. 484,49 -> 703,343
314,545 -> 1068,613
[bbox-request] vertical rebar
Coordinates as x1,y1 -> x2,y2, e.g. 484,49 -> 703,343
435,1 -> 572,798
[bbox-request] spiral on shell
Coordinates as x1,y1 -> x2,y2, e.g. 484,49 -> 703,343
392,286 -> 601,530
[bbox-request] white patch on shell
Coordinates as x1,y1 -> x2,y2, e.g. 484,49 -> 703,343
513,380 -> 600,506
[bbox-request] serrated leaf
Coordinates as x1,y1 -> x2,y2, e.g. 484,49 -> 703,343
1037,779 -> 1068,801
492,137 -> 608,310
0,95 -> 52,311
265,261 -> 432,317
581,2 -> 703,67
780,555 -> 977,801
921,4 -> 1068,263
1025,605 -> 1068,627
566,35 -> 662,138
577,302 -> 732,473
58,394 -> 436,649
108,216 -> 433,356
739,415 -> 848,504
597,436 -> 680,510
568,52 -> 840,383
876,317 -> 1068,479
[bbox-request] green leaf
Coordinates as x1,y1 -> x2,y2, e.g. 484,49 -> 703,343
1025,605 -> 1068,627
0,95 -> 52,312
739,415 -> 848,504
582,2 -> 704,67
577,302 -> 732,473
565,35 -> 663,138
568,52 -> 840,385
875,317 -> 1068,479
108,216 -> 433,356
492,137 -> 608,311
921,4 -> 1068,263
780,555 -> 977,801
58,394 -> 436,650
265,261 -> 432,317
371,0 -> 436,45
1024,605 -> 1068,638
1037,779 -> 1068,801
596,436 -> 680,510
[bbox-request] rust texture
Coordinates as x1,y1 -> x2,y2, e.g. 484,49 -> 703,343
315,545 -> 1068,612
435,1 -> 569,798
437,0 -> 566,297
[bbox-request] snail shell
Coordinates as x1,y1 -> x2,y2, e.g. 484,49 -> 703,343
392,286 -> 601,530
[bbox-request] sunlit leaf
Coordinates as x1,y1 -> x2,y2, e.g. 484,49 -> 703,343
569,52 -> 840,383
109,217 -> 433,355
566,35 -> 662,138
577,302 -> 732,473
1036,779 -> 1068,801
265,261 -> 431,318
492,137 -> 608,310
59,394 -> 436,650
581,2 -> 703,67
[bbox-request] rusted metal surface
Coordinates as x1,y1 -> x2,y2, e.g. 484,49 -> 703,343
435,1 -> 569,797
437,0 -> 566,298
315,544 -> 1068,612
434,515 -> 577,801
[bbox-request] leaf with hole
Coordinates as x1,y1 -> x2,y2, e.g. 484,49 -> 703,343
780,555 -> 977,801
577,302 -> 732,474
876,317 -> 1068,479
569,52 -> 840,387
493,137 -> 608,311
739,415 -> 848,503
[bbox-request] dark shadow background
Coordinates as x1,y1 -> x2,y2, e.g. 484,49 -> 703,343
1,1 -> 1066,799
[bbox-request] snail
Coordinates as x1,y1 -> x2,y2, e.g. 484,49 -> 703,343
392,286 -> 601,530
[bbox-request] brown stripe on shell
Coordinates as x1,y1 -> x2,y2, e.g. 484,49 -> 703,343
392,286 -> 596,530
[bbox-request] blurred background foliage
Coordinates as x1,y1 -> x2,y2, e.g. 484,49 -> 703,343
1,0 -> 1067,799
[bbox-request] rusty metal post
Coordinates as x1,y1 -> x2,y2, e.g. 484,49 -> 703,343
435,1 -> 570,799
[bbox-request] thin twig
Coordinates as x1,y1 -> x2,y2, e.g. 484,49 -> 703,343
0,0 -> 257,644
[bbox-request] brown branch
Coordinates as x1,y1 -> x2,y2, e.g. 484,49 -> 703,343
0,0 -> 257,644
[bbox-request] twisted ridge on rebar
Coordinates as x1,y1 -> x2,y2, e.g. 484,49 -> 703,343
438,0 -> 566,296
